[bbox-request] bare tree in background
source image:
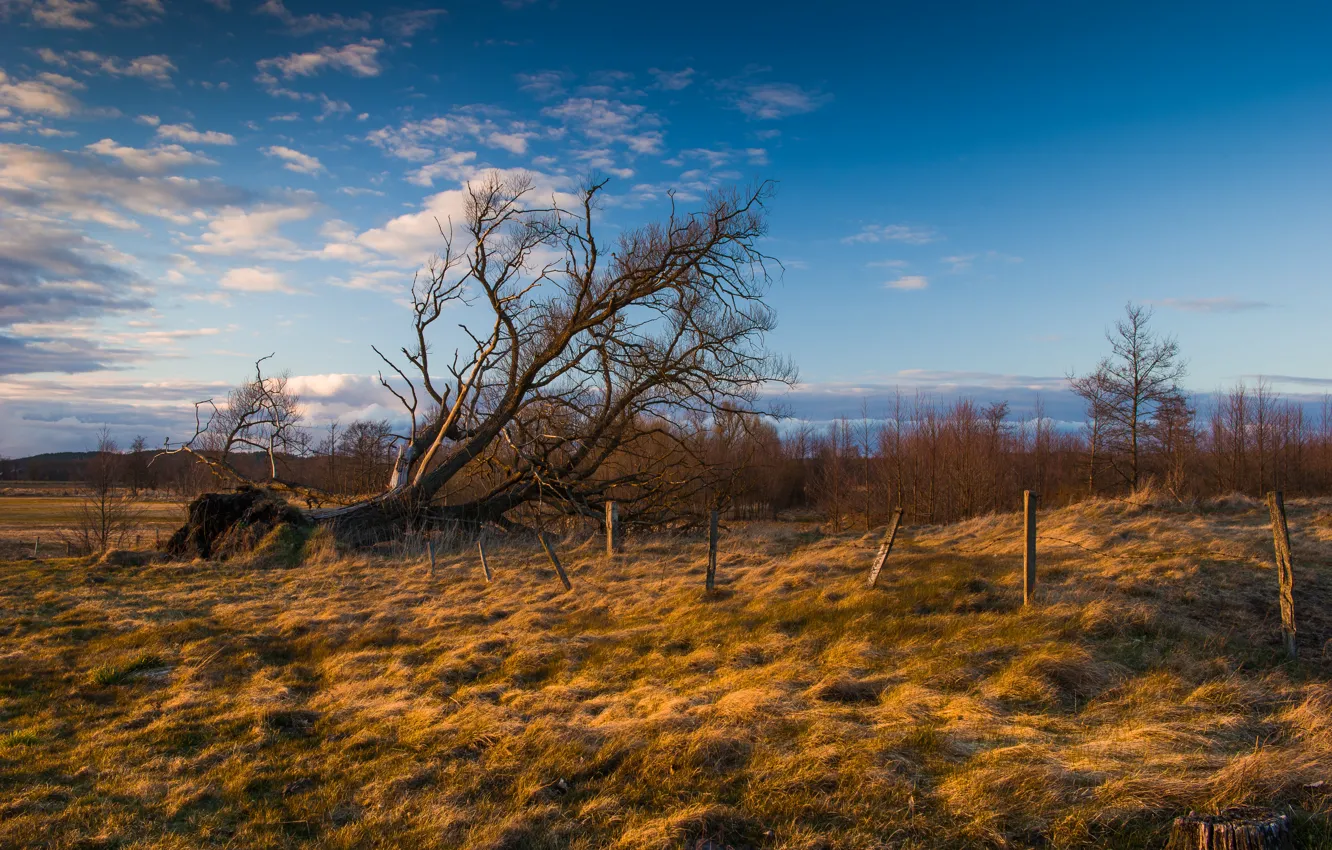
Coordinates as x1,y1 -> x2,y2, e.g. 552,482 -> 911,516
1069,303 -> 1187,491
812,418 -> 852,532
1069,368 -> 1114,496
126,435 -> 150,496
317,420 -> 341,493
1152,393 -> 1197,498
338,419 -> 397,496
982,401 -> 1009,511
159,354 -> 310,493
858,400 -> 877,530
73,428 -> 140,554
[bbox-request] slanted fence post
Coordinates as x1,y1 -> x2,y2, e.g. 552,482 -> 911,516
705,510 -> 720,592
1267,491 -> 1297,659
606,501 -> 622,557
477,539 -> 492,583
539,532 -> 573,592
33,538 -> 39,558
1023,491 -> 1038,606
868,508 -> 904,588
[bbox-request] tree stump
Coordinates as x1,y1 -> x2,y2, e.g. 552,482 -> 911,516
1166,809 -> 1292,850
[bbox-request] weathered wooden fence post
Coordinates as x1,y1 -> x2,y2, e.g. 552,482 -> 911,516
477,539 -> 492,583
1267,491 -> 1297,659
867,508 -> 904,589
606,501 -> 622,557
705,510 -> 720,592
1023,491 -> 1038,606
427,538 -> 436,577
539,532 -> 573,592
33,538 -> 39,558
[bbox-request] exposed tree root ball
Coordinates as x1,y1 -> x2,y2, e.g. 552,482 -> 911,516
165,485 -> 311,560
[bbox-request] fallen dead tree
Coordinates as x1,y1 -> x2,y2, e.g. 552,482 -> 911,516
160,173 -> 793,547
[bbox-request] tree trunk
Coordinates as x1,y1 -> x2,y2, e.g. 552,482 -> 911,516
312,488 -> 488,545
1165,810 -> 1291,850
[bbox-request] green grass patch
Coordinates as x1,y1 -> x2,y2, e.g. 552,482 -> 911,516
1,729 -> 41,748
88,651 -> 166,686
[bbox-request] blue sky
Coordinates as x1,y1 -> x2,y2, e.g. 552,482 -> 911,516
3,0 -> 1332,455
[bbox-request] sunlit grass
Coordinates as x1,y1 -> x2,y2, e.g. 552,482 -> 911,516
1,496 -> 1330,847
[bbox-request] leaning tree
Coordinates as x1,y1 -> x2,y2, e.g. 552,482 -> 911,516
167,173 -> 794,541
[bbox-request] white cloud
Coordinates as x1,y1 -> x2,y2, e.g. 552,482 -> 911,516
488,131 -> 531,155
734,82 -> 831,120
329,269 -> 403,293
256,0 -> 370,34
0,142 -> 249,228
163,252 -> 202,283
382,8 -> 446,38
942,250 -> 1022,273
156,122 -> 236,145
117,0 -> 166,25
27,0 -> 98,29
405,149 -> 478,186
665,147 -> 731,169
38,49 -> 176,83
257,39 -> 384,79
649,67 -> 695,91
324,168 -> 575,266
108,54 -> 175,82
885,275 -> 929,291
516,71 -> 566,99
843,224 -> 939,245
542,97 -> 663,155
191,204 -> 314,258
85,139 -> 216,173
0,215 -> 148,328
263,145 -> 324,175
337,186 -> 384,197
0,111 -> 75,137
0,67 -> 84,117
1152,297 -> 1271,314
218,266 -> 300,294
367,110 -> 538,162
571,147 -> 633,179
135,113 -> 160,126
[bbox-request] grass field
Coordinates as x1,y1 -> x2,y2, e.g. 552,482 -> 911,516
1,495 -> 1331,848
0,494 -> 188,560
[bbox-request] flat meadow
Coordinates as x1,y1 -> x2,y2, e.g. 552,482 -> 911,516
0,487 -> 186,561
1,493 -> 1331,848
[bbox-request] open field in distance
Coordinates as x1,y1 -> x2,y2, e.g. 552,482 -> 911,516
0,490 -> 189,561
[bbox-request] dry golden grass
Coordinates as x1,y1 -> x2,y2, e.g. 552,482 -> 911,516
2,497 -> 1332,848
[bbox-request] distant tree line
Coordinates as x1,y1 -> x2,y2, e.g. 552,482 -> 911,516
14,304 -> 1331,530
715,376 -> 1332,530
696,303 -> 1332,528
